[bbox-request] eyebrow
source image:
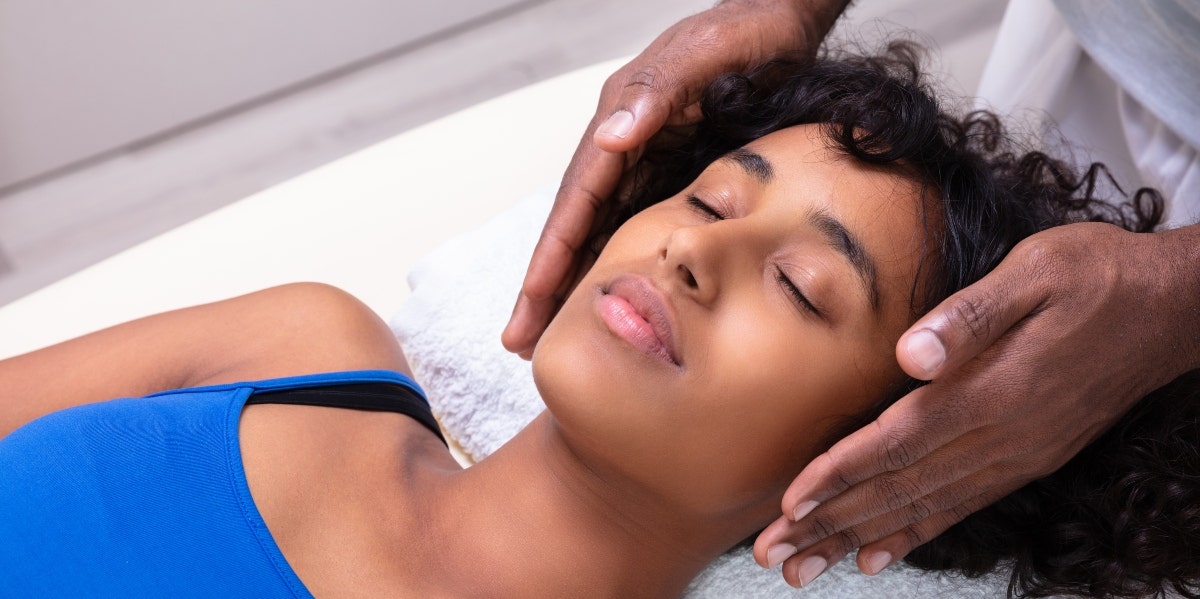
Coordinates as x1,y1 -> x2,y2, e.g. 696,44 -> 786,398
721,148 -> 774,184
807,208 -> 880,310
722,147 -> 881,309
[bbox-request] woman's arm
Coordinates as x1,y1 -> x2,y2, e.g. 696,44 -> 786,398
0,283 -> 410,437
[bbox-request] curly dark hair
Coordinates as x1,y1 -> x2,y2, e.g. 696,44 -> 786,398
610,41 -> 1200,598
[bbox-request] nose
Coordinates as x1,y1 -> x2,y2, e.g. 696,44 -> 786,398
658,223 -> 725,305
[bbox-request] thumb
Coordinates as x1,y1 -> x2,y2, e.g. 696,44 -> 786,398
897,262 -> 1044,380
593,70 -> 684,153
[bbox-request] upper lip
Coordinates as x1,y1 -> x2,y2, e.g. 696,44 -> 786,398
605,274 -> 681,365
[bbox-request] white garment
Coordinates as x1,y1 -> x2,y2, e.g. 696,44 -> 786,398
1120,91 -> 1200,228
1053,0 -> 1200,151
976,0 -> 1200,228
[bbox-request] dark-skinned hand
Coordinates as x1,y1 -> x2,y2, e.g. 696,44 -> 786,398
753,221 -> 1200,587
500,0 -> 1200,587
501,0 -> 849,358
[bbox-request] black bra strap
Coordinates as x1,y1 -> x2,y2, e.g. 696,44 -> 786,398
247,382 -> 446,446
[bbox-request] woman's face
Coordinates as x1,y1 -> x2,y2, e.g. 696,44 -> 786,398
533,124 -> 932,520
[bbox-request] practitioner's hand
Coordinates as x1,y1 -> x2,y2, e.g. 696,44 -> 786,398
753,221 -> 1200,587
501,0 -> 849,359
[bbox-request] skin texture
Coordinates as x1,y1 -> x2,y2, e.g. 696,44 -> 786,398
502,1 -> 1200,586
534,124 -> 928,520
0,283 -> 412,438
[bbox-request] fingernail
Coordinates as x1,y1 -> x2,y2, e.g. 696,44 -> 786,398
797,555 -> 828,587
863,550 -> 894,575
596,110 -> 635,139
905,330 -> 945,377
792,499 -> 819,522
766,544 -> 797,568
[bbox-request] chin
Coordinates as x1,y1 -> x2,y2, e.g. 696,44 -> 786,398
531,297 -> 599,407
531,293 -> 644,438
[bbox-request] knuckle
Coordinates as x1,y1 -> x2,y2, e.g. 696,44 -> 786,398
946,293 -> 996,343
902,524 -> 928,550
807,515 -> 839,540
624,63 -> 670,96
878,423 -> 920,471
906,495 -> 935,523
817,452 -> 856,494
679,19 -> 727,52
831,465 -> 856,493
1013,235 -> 1071,279
836,528 -> 864,553
876,475 -> 917,513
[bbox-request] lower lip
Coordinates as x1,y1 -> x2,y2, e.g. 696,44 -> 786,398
595,294 -> 676,365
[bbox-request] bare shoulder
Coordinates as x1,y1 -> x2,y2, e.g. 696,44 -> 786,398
189,282 -> 414,386
0,282 -> 412,438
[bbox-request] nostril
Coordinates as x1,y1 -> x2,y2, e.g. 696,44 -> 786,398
678,264 -> 698,289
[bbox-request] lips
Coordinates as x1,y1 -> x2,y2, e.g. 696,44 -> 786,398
596,274 -> 681,366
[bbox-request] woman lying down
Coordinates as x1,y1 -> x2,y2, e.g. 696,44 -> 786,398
2,42 -> 1197,598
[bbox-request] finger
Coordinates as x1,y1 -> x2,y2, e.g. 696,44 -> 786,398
780,545 -> 849,589
501,292 -> 547,360
593,60 -> 699,154
778,385 -> 969,522
755,516 -> 851,587
595,12 -> 755,154
761,467 -> 1022,585
773,455 -> 1023,556
777,500 -> 970,587
855,482 -> 1019,576
896,255 -> 1046,380
501,133 -> 625,356
772,429 -> 999,551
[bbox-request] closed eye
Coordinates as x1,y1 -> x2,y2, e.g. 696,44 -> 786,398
686,194 -> 725,221
777,268 -> 821,317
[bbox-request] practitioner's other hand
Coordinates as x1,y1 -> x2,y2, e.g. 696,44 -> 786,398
753,221 -> 1200,587
501,0 -> 850,359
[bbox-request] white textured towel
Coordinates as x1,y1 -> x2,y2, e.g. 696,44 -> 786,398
390,186 -> 1010,598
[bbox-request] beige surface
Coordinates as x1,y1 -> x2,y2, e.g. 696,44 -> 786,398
0,0 -> 715,306
0,59 -> 621,360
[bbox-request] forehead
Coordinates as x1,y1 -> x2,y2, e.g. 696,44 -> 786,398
738,124 -> 914,202
740,124 -> 931,319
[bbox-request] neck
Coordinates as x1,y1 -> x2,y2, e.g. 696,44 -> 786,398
404,413 -> 735,598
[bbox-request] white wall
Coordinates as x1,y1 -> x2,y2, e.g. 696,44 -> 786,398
0,0 -> 527,190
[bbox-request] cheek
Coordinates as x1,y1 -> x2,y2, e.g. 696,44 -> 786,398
676,314 -> 893,504
530,273 -> 676,470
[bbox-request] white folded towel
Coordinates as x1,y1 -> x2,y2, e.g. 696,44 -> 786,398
391,185 -> 1010,598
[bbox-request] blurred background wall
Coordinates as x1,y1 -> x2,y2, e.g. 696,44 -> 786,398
0,0 -> 531,190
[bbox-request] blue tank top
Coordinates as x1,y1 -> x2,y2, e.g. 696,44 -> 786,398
0,370 -> 427,598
